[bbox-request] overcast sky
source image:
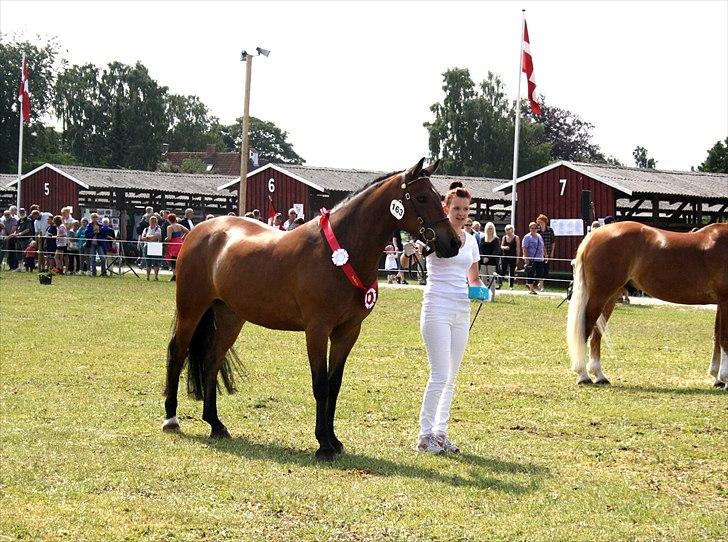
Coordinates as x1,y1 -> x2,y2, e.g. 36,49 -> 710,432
2,0 -> 727,175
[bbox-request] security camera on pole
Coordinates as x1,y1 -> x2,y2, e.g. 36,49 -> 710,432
238,47 -> 270,216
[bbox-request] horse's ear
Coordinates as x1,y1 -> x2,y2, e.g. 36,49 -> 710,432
404,157 -> 426,181
422,159 -> 440,177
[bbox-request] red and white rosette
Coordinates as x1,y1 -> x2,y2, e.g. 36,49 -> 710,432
331,248 -> 349,267
364,287 -> 377,310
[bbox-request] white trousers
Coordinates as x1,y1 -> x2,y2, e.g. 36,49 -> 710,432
418,300 -> 470,438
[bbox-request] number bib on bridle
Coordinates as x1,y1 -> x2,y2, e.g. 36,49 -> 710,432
319,208 -> 378,310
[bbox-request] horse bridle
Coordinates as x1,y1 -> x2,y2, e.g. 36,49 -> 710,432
400,174 -> 450,246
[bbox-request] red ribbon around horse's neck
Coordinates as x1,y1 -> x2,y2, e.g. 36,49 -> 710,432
319,208 -> 378,303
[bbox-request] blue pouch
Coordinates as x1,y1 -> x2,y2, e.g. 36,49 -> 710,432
468,285 -> 491,302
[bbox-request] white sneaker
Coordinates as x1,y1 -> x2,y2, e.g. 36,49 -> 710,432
416,434 -> 444,454
435,434 -> 460,453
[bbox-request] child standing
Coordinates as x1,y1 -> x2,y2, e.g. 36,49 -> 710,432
24,240 -> 38,272
384,244 -> 399,284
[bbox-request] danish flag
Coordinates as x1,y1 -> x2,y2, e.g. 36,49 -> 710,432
521,20 -> 541,116
266,195 -> 277,225
18,57 -> 31,122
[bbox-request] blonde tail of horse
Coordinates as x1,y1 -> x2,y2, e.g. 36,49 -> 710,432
567,238 -> 591,374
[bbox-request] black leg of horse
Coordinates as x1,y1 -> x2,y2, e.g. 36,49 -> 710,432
202,304 -> 245,438
306,325 -> 336,461
163,316 -> 200,433
327,323 -> 362,455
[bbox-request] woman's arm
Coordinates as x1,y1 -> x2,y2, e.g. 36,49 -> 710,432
467,261 -> 484,287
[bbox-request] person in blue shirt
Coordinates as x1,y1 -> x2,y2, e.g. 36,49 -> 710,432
521,221 -> 545,295
85,213 -> 115,276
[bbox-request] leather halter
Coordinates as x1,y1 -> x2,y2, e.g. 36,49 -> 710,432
401,174 -> 450,246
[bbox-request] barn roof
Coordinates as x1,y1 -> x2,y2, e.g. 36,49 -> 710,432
6,164 -> 237,196
217,163 -> 509,201
494,160 -> 728,200
0,174 -> 17,193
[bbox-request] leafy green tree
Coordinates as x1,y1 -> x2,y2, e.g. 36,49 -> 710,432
698,137 -> 728,173
0,37 -> 64,173
166,94 -> 217,152
212,117 -> 304,164
55,61 -> 168,170
425,68 -> 551,178
633,146 -> 656,168
526,98 -> 605,163
179,157 -> 206,174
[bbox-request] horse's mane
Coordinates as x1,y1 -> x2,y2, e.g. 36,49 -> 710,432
332,170 -> 403,211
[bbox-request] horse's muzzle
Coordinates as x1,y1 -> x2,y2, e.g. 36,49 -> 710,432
433,235 -> 461,258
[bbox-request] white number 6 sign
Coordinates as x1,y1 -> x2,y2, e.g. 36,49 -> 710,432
268,178 -> 275,193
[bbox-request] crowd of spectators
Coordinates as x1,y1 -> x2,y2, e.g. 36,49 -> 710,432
0,203 -> 285,278
2,203 -> 571,292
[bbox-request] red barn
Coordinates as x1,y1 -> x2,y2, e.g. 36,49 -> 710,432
9,164 -> 87,215
495,161 -> 728,272
217,163 -> 510,222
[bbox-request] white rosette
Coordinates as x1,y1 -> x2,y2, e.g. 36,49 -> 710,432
331,248 -> 349,267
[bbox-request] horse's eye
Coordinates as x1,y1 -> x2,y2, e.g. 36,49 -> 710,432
416,195 -> 428,204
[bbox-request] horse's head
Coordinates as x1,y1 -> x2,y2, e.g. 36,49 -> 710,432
398,158 -> 461,258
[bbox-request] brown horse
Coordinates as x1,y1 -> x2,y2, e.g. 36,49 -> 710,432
566,221 -> 728,388
162,159 -> 461,460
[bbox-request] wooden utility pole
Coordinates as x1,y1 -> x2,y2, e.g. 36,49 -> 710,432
238,54 -> 253,216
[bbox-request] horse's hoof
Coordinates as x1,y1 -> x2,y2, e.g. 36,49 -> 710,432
210,427 -> 231,439
315,448 -> 337,462
714,381 -> 726,389
162,417 -> 180,433
333,443 -> 346,455
594,378 -> 611,386
577,378 -> 593,385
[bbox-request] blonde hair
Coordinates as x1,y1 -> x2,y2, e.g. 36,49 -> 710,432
484,221 -> 497,241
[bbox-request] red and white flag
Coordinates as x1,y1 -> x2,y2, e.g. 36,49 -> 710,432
18,57 -> 31,122
266,195 -> 277,225
521,20 -> 541,116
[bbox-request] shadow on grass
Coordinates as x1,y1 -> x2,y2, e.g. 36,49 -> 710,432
608,383 -> 724,396
180,433 -> 549,493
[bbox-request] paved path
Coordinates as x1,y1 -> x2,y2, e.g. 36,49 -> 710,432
379,282 -> 717,310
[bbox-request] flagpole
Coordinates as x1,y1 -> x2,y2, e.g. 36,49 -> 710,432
510,10 -> 525,230
16,53 -> 25,209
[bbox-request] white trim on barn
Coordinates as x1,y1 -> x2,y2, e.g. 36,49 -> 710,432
216,163 -> 326,193
492,160 -> 633,196
4,163 -> 91,190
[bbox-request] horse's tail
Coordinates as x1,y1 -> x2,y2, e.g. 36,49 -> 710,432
567,236 -> 592,374
185,304 -> 244,401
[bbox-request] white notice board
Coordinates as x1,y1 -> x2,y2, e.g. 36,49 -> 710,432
551,219 -> 584,236
147,242 -> 163,257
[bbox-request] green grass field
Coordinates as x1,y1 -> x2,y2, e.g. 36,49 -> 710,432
1,272 -> 726,541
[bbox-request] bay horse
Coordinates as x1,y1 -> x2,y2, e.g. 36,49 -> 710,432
566,221 -> 728,388
162,158 -> 462,460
